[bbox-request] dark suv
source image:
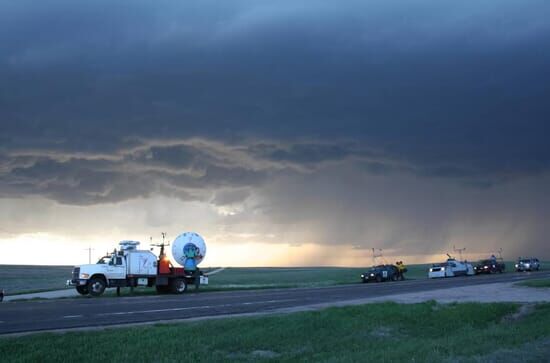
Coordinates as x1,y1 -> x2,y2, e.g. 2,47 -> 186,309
474,259 -> 505,274
361,265 -> 400,283
515,258 -> 541,272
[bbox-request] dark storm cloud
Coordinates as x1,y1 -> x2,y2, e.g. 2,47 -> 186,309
248,143 -> 357,164
0,138 -> 368,204
1,0 -> 550,204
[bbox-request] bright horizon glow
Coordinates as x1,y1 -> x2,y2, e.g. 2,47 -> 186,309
0,232 -> 511,267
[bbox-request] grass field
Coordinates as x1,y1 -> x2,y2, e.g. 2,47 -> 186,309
203,264 -> 429,289
517,278 -> 550,288
0,265 -> 73,294
1,302 -> 549,362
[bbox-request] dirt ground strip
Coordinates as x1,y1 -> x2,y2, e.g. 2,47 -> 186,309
274,281 -> 550,315
366,281 -> 550,304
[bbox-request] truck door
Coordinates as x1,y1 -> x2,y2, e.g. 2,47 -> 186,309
106,256 -> 126,280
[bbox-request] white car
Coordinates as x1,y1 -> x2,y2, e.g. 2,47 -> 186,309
428,258 -> 475,278
515,258 -> 541,272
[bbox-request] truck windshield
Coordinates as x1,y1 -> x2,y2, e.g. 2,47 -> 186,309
96,257 -> 109,264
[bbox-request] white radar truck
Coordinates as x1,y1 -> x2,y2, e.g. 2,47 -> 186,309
67,232 -> 208,297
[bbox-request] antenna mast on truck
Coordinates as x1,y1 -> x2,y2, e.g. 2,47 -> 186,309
453,245 -> 466,261
371,248 -> 383,266
151,232 -> 170,257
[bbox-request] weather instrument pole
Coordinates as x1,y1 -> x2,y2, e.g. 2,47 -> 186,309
453,245 -> 466,261
84,246 -> 94,264
371,248 -> 383,266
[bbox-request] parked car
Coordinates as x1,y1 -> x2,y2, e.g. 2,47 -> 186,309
361,265 -> 401,283
428,257 -> 475,278
515,258 -> 541,272
474,259 -> 505,274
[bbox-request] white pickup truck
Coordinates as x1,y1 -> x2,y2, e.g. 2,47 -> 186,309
67,241 -> 207,296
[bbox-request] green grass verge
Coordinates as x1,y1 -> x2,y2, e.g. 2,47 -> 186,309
1,302 -> 549,362
517,278 -> 550,288
0,265 -> 73,294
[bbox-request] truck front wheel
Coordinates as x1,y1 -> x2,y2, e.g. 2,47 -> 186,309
171,278 -> 187,294
76,285 -> 89,295
88,277 -> 106,297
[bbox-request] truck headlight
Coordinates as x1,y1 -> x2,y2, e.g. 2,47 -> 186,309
80,273 -> 90,279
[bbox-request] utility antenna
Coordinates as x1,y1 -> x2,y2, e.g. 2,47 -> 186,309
371,248 -> 383,266
152,233 -> 170,257
84,246 -> 94,264
453,245 -> 466,261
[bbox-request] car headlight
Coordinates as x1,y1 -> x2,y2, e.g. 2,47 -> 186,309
361,274 -> 364,278
484,266 -> 488,269
370,273 -> 375,276
515,264 -> 519,268
80,273 -> 90,279
429,268 -> 433,272
441,267 -> 445,271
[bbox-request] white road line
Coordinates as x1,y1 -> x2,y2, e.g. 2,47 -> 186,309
96,298 -> 299,317
63,315 -> 83,319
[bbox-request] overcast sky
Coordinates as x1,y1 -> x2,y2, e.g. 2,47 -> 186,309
1,1 -> 549,265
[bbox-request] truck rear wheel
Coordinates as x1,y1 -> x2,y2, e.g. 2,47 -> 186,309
76,285 -> 89,295
171,278 -> 187,294
88,277 -> 106,297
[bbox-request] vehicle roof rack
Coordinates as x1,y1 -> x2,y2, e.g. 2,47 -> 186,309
119,240 -> 140,251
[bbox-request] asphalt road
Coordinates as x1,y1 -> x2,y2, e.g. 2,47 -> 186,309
1,271 -> 549,335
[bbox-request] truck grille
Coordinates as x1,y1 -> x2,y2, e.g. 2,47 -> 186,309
72,267 -> 80,280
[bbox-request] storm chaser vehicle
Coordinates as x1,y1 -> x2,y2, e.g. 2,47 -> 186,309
361,265 -> 402,283
515,258 -> 541,272
473,259 -> 505,274
428,256 -> 474,278
67,233 -> 208,297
